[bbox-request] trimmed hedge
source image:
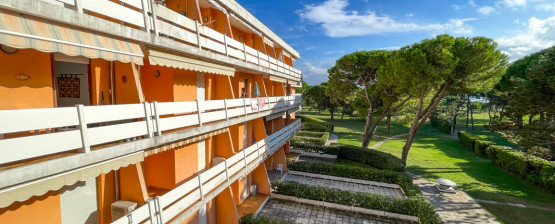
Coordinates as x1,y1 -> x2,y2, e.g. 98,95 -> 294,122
430,116 -> 452,134
289,142 -> 406,172
298,115 -> 334,132
272,181 -> 443,224
291,131 -> 330,146
458,131 -> 555,192
288,161 -> 420,197
239,214 -> 293,224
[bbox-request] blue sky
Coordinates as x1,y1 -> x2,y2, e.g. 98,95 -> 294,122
236,0 -> 555,85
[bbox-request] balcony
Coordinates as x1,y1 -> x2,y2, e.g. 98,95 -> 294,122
112,119 -> 301,224
0,0 -> 302,82
0,95 -> 301,208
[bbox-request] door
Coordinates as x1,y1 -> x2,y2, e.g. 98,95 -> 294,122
54,55 -> 90,107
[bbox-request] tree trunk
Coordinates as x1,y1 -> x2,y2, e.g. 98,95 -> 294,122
330,109 -> 335,122
402,94 -> 425,162
386,115 -> 391,134
470,107 -> 475,130
465,95 -> 470,128
361,107 -> 375,148
528,115 -> 533,124
488,103 -> 492,126
451,114 -> 456,135
341,109 -> 345,120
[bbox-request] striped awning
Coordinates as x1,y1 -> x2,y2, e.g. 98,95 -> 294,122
148,49 -> 235,76
0,152 -> 143,208
0,10 -> 143,65
144,128 -> 230,156
269,76 -> 287,84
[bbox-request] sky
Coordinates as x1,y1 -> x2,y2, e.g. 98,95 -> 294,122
236,0 -> 555,85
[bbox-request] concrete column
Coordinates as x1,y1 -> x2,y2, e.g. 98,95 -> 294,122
197,72 -> 207,224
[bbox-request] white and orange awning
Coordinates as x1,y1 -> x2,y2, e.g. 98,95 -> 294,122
0,10 -> 143,64
148,49 -> 236,76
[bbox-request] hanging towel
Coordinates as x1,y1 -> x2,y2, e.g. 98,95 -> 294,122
251,98 -> 258,110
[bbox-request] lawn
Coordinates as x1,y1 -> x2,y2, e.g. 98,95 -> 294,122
298,109 -> 555,224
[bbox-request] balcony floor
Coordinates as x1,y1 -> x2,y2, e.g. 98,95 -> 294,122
237,193 -> 269,218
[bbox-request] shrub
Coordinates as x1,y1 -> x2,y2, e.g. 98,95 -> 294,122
458,131 -> 480,150
239,214 -> 293,224
291,131 -> 330,146
338,145 -> 406,172
474,139 -> 495,158
289,141 -> 340,154
272,181 -> 443,224
289,142 -> 406,172
430,116 -> 452,134
288,161 -> 420,197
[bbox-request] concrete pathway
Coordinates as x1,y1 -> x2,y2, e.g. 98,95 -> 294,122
407,172 -> 499,224
259,199 -> 411,224
326,133 -> 338,146
369,134 -> 408,149
283,173 -> 405,198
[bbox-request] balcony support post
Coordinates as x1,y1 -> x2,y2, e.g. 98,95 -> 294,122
224,99 -> 229,121
243,98 -> 248,118
198,175 -> 204,200
74,0 -> 83,13
195,21 -> 202,49
143,102 -> 154,138
153,101 -> 162,136
140,0 -> 151,33
223,36 -> 229,56
76,105 -> 90,153
196,100 -> 203,127
224,160 -> 230,182
242,43 -> 247,61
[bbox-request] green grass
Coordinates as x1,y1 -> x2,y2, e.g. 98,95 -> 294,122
455,112 -> 517,147
299,109 -> 555,223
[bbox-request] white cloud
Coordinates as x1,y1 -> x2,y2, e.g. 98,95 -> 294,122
536,2 -> 555,12
478,6 -> 496,15
496,16 -> 555,59
298,0 -> 476,37
406,13 -> 414,17
324,50 -> 346,55
468,1 -> 477,7
305,45 -> 317,50
299,61 -> 329,77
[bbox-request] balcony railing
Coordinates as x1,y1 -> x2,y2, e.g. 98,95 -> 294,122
112,119 -> 301,224
0,95 -> 302,167
12,0 -> 302,81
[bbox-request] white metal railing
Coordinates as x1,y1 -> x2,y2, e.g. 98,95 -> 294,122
32,0 -> 301,81
112,119 -> 301,224
0,94 -> 302,166
151,3 -> 301,81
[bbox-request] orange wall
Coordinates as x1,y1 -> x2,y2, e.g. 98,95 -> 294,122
90,59 -> 112,105
145,150 -> 176,190
97,171 -> 116,224
229,123 -> 245,152
214,75 -> 234,99
216,187 -> 239,224
253,118 -> 267,142
252,164 -> 271,195
264,156 -> 273,171
273,82 -> 285,96
166,0 -> 201,22
215,132 -> 235,158
0,191 -> 62,224
175,143 -> 199,184
119,163 -> 148,206
141,61 -> 174,102
0,49 -> 54,109
273,147 -> 288,171
114,62 -> 140,104
174,69 -> 197,102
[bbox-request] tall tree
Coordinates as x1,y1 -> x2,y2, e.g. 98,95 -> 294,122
305,82 -> 338,120
383,35 -> 507,162
492,46 -> 555,159
328,51 -> 410,148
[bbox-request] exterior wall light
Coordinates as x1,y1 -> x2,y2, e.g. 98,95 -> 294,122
15,74 -> 30,81
154,70 -> 161,78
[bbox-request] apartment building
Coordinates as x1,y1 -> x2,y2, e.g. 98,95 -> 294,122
0,0 -> 302,223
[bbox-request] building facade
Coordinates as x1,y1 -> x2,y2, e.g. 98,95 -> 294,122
0,0 -> 302,223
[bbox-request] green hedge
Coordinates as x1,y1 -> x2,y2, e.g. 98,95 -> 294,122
459,131 -> 555,192
288,161 -> 420,197
272,181 -> 443,224
289,141 -> 340,154
430,116 -> 452,134
289,142 -> 406,172
239,214 -> 293,224
291,131 -> 330,146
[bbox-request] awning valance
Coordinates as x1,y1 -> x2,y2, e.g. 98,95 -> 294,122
0,10 -> 143,65
0,152 -> 143,208
148,49 -> 236,76
269,76 -> 287,84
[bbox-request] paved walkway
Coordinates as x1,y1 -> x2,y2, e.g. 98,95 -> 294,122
297,155 -> 335,164
369,134 -> 408,149
326,133 -> 338,146
283,173 -> 404,198
408,172 -> 499,224
259,199 -> 411,224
